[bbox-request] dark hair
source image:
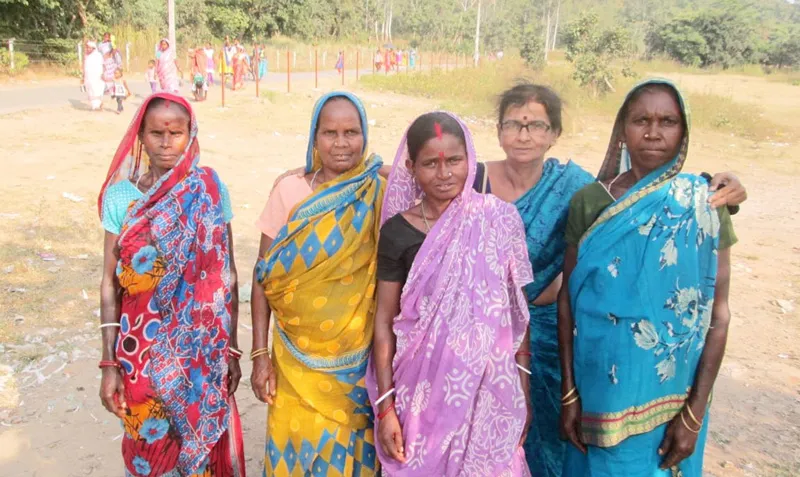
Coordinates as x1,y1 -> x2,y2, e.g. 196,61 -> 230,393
139,98 -> 190,134
620,83 -> 685,127
406,112 -> 465,162
497,83 -> 563,136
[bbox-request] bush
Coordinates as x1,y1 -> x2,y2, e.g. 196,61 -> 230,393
42,39 -> 79,66
564,13 -> 636,96
520,27 -> 545,71
0,50 -> 30,74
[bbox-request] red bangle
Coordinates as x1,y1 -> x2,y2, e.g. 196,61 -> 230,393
515,351 -> 532,357
98,360 -> 121,369
377,401 -> 396,420
229,347 -> 243,360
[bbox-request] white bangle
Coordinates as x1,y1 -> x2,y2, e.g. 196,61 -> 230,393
99,323 -> 121,329
374,388 -> 395,406
516,363 -> 531,375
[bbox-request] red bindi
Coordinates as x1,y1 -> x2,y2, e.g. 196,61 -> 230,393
434,123 -> 443,140
439,151 -> 445,159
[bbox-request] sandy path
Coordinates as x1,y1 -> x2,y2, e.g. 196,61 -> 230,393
0,72 -> 798,476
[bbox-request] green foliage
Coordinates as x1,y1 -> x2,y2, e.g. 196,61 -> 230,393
0,50 -> 30,74
41,39 -> 79,65
519,27 -> 545,70
761,26 -> 800,69
564,12 -> 635,95
647,0 -> 787,69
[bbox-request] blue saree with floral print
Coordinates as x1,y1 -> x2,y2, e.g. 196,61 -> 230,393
564,80 -> 720,476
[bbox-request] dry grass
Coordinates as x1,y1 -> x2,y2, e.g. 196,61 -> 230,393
362,57 -> 794,142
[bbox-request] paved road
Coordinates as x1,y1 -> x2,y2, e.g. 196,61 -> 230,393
0,67 -> 388,115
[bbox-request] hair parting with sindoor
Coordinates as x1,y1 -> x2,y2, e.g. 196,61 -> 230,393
406,112 -> 465,162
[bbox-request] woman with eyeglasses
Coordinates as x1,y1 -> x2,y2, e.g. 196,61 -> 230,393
474,83 -> 747,477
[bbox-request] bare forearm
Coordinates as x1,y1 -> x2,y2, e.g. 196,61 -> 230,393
99,281 -> 120,360
229,268 -> 240,349
516,327 -> 532,403
688,307 -> 730,418
373,322 -> 396,409
250,279 -> 271,351
557,287 -> 576,394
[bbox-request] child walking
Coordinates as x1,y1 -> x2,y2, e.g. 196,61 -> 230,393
111,68 -> 131,114
145,60 -> 157,93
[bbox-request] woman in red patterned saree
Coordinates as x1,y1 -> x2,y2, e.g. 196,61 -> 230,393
97,93 -> 246,477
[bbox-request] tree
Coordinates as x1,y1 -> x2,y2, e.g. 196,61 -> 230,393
520,25 -> 545,70
564,12 -> 635,96
649,1 -> 761,68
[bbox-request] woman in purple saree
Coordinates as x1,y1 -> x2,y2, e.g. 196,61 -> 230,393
367,112 -> 534,476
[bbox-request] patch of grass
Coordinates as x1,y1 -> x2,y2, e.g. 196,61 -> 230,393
361,57 -> 790,142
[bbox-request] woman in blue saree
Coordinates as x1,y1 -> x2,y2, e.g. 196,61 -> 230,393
472,83 -> 745,477
558,79 -> 736,476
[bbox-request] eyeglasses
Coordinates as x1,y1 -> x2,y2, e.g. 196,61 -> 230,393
500,120 -> 552,135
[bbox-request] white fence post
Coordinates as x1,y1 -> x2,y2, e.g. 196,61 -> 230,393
126,42 -> 131,71
8,39 -> 15,71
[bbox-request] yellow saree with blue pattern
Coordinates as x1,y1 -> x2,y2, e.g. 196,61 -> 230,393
256,92 -> 384,477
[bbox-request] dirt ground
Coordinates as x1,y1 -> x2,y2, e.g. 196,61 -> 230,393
0,72 -> 798,476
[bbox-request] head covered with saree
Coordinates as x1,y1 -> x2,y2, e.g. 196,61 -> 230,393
97,93 -> 243,475
568,79 -> 721,452
369,112 -> 533,475
255,91 -> 384,475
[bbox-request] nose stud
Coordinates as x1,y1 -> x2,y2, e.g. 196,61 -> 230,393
644,133 -> 651,139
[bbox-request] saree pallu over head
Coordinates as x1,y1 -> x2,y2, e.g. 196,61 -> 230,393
368,112 -> 533,476
98,93 -> 244,476
569,79 -> 721,448
255,91 -> 384,475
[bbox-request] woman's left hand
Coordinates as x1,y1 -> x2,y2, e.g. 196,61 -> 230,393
708,172 -> 747,208
518,403 -> 534,448
228,359 -> 242,395
658,412 -> 700,470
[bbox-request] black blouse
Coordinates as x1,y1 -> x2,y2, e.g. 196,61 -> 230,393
377,214 -> 427,283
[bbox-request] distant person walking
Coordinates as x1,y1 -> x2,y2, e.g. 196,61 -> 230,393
110,68 -> 131,114
374,49 -> 383,72
156,38 -> 181,94
204,42 -> 216,85
335,50 -> 344,75
82,41 -> 105,111
145,60 -> 157,94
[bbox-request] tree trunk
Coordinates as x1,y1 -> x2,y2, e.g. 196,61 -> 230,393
551,0 -> 560,51
544,2 -> 551,61
388,2 -> 393,42
473,0 -> 482,66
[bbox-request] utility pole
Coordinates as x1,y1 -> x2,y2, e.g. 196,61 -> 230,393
473,0 -> 482,67
168,0 -> 176,56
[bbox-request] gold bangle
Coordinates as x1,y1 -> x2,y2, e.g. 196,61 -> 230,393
561,387 -> 577,402
562,395 -> 580,406
680,411 -> 701,434
684,404 -> 703,428
250,348 -> 269,360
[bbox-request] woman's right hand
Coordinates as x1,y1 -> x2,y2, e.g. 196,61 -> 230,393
250,354 -> 277,404
377,408 -> 406,463
99,367 -> 127,419
560,397 -> 587,454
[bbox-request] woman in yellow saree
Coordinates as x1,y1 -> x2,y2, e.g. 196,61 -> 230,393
250,91 -> 384,476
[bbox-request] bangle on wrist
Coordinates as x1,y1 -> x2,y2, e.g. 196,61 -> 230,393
377,401 -> 396,420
